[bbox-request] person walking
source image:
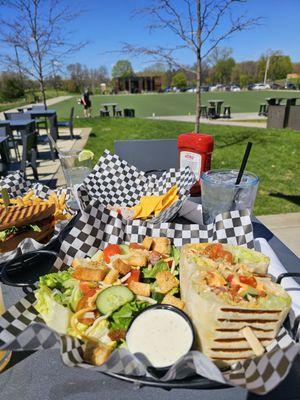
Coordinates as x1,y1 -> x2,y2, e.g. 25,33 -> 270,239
81,88 -> 92,118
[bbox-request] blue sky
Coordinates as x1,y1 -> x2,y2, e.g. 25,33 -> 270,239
2,0 -> 300,74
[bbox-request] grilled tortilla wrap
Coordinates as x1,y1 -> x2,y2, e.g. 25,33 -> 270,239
180,244 -> 291,368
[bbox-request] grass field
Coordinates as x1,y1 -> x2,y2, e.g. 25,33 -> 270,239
0,89 -> 70,113
72,117 -> 300,216
54,90 -> 300,119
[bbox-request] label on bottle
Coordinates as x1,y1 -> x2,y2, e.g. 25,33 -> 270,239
180,151 -> 202,179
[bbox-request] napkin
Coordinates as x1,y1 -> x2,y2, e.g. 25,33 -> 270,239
178,198 -> 203,224
255,237 -> 300,337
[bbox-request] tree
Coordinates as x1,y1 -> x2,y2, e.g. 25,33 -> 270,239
0,0 -> 86,108
239,74 -> 249,88
0,71 -> 25,99
121,1 -> 262,132
258,51 -> 293,82
112,60 -> 134,78
172,71 -> 187,89
214,57 -> 235,84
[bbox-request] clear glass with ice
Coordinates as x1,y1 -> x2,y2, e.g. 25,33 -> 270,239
60,150 -> 93,208
201,169 -> 259,224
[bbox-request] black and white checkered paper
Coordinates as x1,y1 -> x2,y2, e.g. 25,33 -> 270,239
0,175 -> 298,393
77,150 -> 196,223
0,171 -> 72,262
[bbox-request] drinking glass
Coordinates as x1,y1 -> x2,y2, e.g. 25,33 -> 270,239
201,169 -> 259,224
0,285 -> 11,372
60,150 -> 93,208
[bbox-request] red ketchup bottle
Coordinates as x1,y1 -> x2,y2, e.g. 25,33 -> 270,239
178,132 -> 214,196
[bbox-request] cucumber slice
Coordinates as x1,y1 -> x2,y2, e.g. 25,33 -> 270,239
119,244 -> 129,254
96,285 -> 134,315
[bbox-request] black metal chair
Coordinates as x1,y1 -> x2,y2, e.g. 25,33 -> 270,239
4,112 -> 31,121
0,128 -> 11,176
222,106 -> 231,119
200,106 -> 208,118
0,123 -> 20,161
31,105 -> 48,132
115,107 -> 122,117
57,107 -> 74,139
100,109 -> 110,117
20,125 -> 38,180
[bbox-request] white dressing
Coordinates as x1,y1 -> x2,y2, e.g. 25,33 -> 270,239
126,308 -> 193,368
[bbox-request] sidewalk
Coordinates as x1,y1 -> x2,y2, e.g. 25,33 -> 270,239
23,126 -> 91,187
149,113 -> 267,128
0,95 -> 73,119
257,213 -> 300,257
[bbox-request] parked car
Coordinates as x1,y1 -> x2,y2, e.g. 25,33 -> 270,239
186,87 -> 196,93
200,86 -> 209,92
285,83 -> 297,90
230,85 -> 241,92
247,83 -> 255,90
210,84 -> 225,92
252,83 -> 270,90
270,83 -> 282,90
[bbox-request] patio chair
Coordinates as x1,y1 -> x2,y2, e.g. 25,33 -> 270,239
115,139 -> 178,172
100,109 -> 110,117
57,107 -> 74,139
4,112 -> 31,120
31,105 -> 48,132
222,106 -> 231,119
0,123 -> 20,162
20,125 -> 38,180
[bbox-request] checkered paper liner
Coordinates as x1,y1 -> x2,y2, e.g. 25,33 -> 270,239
76,149 -> 196,224
0,171 -> 72,262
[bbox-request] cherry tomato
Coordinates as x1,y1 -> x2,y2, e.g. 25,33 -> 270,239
129,243 -> 145,250
239,275 -> 257,288
126,269 -> 140,285
204,243 -> 223,260
227,274 -> 234,283
103,244 -> 122,263
79,282 -> 96,295
219,250 -> 233,264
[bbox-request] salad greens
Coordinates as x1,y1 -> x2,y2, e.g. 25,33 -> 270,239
142,260 -> 169,279
110,300 -> 149,331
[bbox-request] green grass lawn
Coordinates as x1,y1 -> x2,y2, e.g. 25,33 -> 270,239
73,117 -> 300,216
54,90 -> 300,119
0,89 -> 70,113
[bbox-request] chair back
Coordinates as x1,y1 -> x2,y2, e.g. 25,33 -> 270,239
49,115 -> 58,142
31,105 -> 46,111
114,139 -> 178,171
0,127 -> 6,137
21,124 -> 38,179
4,112 -> 31,120
69,107 -> 74,126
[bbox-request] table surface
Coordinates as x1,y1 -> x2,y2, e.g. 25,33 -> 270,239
102,103 -> 118,106
0,119 -> 35,129
208,100 -> 224,103
23,110 -> 56,117
0,139 -> 299,400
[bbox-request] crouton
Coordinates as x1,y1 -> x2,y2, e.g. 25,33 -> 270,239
72,266 -> 108,282
156,270 -> 179,294
152,237 -> 171,255
103,269 -> 119,284
126,253 -> 148,267
72,258 -> 101,270
84,340 -> 112,366
142,236 -> 153,250
128,281 -> 151,297
162,294 -> 184,310
112,258 -> 131,275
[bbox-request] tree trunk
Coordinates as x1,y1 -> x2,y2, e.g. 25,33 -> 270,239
195,51 -> 201,133
195,0 -> 201,133
40,78 -> 47,109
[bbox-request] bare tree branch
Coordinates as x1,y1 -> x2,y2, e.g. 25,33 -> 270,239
0,0 -> 88,107
122,0 -> 263,132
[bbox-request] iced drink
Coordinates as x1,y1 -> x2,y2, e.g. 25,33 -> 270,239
201,169 -> 259,224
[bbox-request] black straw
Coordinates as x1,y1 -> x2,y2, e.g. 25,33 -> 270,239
235,142 -> 252,185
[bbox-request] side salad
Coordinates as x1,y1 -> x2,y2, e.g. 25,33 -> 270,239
34,237 -> 183,366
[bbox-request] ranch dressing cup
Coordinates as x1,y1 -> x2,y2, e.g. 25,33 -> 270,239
201,169 -> 259,224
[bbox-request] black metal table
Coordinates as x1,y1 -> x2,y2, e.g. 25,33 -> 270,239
23,109 -> 56,118
0,139 -> 299,400
0,120 -> 35,131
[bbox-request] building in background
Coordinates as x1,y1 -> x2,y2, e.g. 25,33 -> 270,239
114,75 -> 162,93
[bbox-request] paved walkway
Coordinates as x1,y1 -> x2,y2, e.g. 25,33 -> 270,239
0,95 -> 73,119
257,212 -> 300,257
23,126 -> 91,187
149,113 -> 267,128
